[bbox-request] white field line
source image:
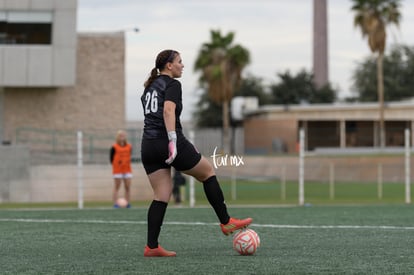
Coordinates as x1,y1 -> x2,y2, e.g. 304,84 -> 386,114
0,218 -> 414,230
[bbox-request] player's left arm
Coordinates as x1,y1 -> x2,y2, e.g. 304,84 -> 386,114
164,100 -> 177,164
164,101 -> 176,133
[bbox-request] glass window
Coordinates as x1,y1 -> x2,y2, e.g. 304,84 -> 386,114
0,11 -> 53,45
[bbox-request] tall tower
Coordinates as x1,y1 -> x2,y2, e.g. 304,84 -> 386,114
313,0 -> 328,89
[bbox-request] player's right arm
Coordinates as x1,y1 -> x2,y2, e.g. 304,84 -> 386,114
109,146 -> 115,164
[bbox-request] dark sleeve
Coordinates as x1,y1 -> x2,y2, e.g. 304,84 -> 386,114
110,146 -> 115,164
129,145 -> 133,163
164,80 -> 182,105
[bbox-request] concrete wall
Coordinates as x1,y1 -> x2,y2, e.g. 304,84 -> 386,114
244,117 -> 298,154
1,153 -> 412,203
2,32 -> 126,142
0,158 -> 153,203
0,145 -> 30,202
30,164 -> 153,203
0,143 -> 152,204
0,0 -> 77,86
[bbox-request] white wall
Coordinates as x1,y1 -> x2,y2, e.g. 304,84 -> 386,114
0,0 -> 77,87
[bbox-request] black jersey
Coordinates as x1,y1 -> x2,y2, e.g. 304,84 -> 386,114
141,75 -> 183,139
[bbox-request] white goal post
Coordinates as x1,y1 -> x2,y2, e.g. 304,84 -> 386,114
77,131 -> 84,209
298,128 -> 411,205
405,128 -> 411,204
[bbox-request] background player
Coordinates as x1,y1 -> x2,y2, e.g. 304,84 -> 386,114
110,130 -> 132,208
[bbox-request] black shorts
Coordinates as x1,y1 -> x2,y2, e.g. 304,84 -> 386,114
141,134 -> 202,175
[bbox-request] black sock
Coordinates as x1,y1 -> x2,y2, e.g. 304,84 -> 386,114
203,176 -> 230,224
147,200 -> 168,249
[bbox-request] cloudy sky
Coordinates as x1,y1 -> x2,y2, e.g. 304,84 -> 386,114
77,0 -> 414,121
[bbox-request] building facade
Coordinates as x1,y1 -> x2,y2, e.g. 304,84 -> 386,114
0,0 -> 77,87
0,0 -> 126,143
244,101 -> 414,154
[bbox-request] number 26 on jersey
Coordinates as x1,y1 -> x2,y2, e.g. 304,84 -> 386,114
144,90 -> 158,114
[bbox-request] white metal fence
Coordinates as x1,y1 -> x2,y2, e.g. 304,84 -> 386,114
1,127 -> 412,206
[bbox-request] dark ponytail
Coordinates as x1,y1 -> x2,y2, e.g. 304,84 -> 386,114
143,49 -> 179,88
144,67 -> 158,88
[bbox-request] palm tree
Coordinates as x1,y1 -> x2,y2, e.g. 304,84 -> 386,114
194,30 -> 250,153
351,0 -> 401,147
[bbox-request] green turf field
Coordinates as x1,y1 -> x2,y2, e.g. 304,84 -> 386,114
1,205 -> 414,274
194,179 -> 410,205
0,179 -> 409,210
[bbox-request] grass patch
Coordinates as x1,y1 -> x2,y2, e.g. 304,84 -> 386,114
1,206 -> 414,274
188,179 -> 410,205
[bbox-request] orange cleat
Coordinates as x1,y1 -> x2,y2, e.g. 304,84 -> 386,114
144,245 -> 176,257
220,217 -> 253,235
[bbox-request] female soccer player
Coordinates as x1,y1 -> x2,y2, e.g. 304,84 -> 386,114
110,130 -> 132,208
140,49 -> 252,257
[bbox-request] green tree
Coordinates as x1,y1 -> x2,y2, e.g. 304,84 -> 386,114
270,69 -> 336,105
194,74 -> 270,127
194,30 -> 250,152
193,92 -> 222,128
350,44 -> 414,102
351,0 -> 402,147
233,74 -> 272,106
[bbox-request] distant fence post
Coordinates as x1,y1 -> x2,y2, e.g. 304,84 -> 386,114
299,128 -> 305,206
329,163 -> 335,200
377,163 -> 383,199
405,128 -> 411,204
77,131 -> 84,209
189,130 -> 195,208
231,166 -> 237,200
281,165 -> 286,200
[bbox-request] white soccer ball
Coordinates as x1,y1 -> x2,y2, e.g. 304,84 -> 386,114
232,228 -> 260,255
116,197 -> 129,208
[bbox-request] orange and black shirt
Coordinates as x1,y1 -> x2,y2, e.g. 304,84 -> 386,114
110,143 -> 132,174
